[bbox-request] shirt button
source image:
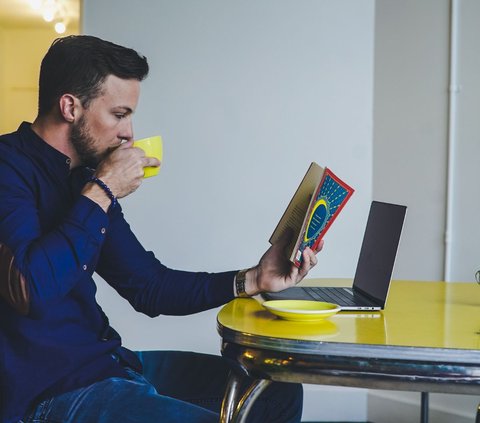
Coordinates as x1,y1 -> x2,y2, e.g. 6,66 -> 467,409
66,158 -> 71,165
83,264 -> 87,271
101,227 -> 106,234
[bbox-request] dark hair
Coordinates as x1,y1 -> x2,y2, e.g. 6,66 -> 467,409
38,35 -> 149,116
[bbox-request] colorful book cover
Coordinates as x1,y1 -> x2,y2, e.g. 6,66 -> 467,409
293,168 -> 354,266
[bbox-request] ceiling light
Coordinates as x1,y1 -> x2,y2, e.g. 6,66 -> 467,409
55,21 -> 66,34
31,0 -> 72,33
29,0 -> 42,10
43,10 -> 55,22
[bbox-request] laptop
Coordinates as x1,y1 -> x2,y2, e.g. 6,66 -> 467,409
262,200 -> 407,310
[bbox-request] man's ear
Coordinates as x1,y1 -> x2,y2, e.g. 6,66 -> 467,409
59,94 -> 80,123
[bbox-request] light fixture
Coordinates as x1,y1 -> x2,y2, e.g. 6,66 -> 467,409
43,10 -> 55,22
30,0 -> 71,33
54,21 -> 66,34
29,0 -> 42,11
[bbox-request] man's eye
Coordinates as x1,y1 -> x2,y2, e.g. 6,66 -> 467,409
115,114 -> 126,119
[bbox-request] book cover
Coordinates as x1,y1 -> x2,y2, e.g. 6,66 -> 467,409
269,162 -> 354,267
293,167 -> 354,266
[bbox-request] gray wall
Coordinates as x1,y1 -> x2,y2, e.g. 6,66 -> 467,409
448,0 -> 480,282
370,0 -> 480,420
374,0 -> 480,284
83,1 -> 374,420
84,0 -> 374,351
83,0 -> 480,420
373,0 -> 450,281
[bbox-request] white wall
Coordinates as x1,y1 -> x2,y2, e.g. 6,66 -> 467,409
448,0 -> 480,282
83,1 -> 374,420
82,1 -> 480,421
371,1 -> 480,420
373,0 -> 450,282
373,0 -> 480,285
84,0 -> 374,351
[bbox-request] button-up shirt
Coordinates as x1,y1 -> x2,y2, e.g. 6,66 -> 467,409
0,122 -> 236,423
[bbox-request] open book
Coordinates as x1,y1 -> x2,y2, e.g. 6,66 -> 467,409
269,162 -> 354,267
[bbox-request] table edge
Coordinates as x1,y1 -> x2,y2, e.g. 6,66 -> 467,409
217,320 -> 480,364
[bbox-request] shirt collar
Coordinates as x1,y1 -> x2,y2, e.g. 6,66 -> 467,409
17,121 -> 73,176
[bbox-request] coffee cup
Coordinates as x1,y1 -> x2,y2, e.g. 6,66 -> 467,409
133,135 -> 163,178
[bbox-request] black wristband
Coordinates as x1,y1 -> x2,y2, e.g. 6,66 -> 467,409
89,176 -> 117,209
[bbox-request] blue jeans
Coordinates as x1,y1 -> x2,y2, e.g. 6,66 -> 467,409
23,351 -> 303,423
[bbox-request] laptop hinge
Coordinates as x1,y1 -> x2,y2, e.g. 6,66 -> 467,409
352,286 -> 384,307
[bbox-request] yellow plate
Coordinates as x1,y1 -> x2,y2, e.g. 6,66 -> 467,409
262,300 -> 341,322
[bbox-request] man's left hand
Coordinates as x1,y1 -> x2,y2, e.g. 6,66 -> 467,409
242,236 -> 324,296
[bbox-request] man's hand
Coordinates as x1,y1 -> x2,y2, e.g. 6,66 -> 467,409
95,140 -> 160,198
242,234 -> 324,296
81,141 -> 161,211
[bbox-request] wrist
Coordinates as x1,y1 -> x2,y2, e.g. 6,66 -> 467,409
234,267 -> 259,297
83,176 -> 117,212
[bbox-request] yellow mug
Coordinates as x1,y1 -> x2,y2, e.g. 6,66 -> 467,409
133,135 -> 163,178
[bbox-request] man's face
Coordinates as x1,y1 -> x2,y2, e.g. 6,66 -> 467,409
70,74 -> 140,168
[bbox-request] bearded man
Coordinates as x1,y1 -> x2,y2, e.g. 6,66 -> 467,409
0,35 -> 321,423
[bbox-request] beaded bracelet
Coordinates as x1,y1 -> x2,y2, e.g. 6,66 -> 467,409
89,176 -> 117,209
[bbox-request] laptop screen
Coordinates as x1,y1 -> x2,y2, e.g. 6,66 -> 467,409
353,201 -> 407,306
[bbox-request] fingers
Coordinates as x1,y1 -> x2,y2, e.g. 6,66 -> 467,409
297,247 -> 318,279
132,146 -> 161,169
96,145 -> 147,198
105,142 -> 161,173
315,239 -> 325,253
143,157 -> 161,168
306,247 -> 318,266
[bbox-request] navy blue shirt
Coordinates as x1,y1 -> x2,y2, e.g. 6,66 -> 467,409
0,123 -> 236,423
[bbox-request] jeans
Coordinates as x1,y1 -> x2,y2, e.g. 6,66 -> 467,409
23,351 -> 303,423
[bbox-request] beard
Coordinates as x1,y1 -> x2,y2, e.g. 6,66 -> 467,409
70,115 -> 108,168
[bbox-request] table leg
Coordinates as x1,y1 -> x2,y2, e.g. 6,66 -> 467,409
220,371 -> 242,422
420,392 -> 429,423
220,371 -> 271,423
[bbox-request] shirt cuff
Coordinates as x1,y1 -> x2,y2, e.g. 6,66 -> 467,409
70,195 -> 110,244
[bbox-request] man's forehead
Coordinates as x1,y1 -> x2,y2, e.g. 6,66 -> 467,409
95,75 -> 140,108
102,74 -> 140,92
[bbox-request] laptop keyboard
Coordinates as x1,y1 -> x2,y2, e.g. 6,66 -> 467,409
305,287 -> 360,306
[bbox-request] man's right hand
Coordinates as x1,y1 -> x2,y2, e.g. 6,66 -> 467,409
81,140 -> 161,212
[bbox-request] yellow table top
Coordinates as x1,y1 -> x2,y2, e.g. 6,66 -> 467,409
217,279 -> 480,350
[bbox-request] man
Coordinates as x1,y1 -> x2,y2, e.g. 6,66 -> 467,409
0,35 -> 321,423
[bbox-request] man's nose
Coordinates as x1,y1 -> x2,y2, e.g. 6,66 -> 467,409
120,118 -> 134,141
